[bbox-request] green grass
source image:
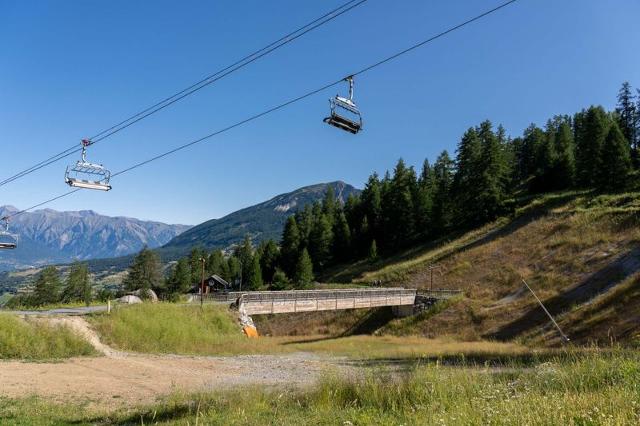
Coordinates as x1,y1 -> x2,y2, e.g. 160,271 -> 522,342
1,300 -> 105,311
89,303 -> 290,355
2,351 -> 639,425
0,314 -> 96,360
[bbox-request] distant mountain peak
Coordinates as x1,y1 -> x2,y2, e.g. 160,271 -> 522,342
0,207 -> 191,272
161,181 -> 360,256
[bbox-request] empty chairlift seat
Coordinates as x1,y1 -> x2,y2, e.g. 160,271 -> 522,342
65,139 -> 112,191
0,217 -> 18,249
324,76 -> 363,134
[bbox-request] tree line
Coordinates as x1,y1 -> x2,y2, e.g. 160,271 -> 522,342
5,262 -> 112,308
12,82 -> 639,302
145,82 -> 640,293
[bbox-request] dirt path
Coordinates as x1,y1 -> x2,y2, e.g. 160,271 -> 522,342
0,317 -> 353,409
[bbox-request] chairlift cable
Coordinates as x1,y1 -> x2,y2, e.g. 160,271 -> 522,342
0,0 -> 368,189
4,0 -> 520,219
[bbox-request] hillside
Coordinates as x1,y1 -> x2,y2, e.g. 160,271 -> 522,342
160,181 -> 359,256
261,191 -> 640,346
0,206 -> 190,271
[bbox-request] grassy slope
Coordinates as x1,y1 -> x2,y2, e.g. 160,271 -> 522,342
2,351 -> 639,425
318,191 -> 640,346
0,314 -> 95,360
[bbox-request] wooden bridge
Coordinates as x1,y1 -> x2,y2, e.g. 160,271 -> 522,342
202,288 -> 461,316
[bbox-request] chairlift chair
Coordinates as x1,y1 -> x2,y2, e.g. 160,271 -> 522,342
0,217 -> 18,249
65,139 -> 112,191
324,76 -> 363,134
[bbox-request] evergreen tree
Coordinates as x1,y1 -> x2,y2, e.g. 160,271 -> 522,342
233,235 -> 254,283
431,151 -> 454,234
246,253 -> 263,290
227,256 -> 242,288
476,121 -> 507,223
257,239 -> 279,283
33,266 -> 62,306
518,124 -> 545,182
414,158 -> 434,239
188,247 -> 205,286
271,269 -> 290,290
206,250 -> 226,276
62,262 -> 91,305
123,247 -> 163,297
167,257 -> 191,296
360,173 -> 383,244
383,159 -> 416,249
308,213 -> 333,269
576,106 -> 610,187
597,122 -> 632,190
452,127 -> 482,225
615,82 -> 638,166
552,121 -> 576,188
293,248 -> 314,288
321,186 -> 337,225
332,210 -> 352,262
368,239 -> 378,262
531,123 -> 557,193
281,216 -> 301,277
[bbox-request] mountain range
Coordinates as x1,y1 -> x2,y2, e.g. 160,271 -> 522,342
0,206 -> 191,271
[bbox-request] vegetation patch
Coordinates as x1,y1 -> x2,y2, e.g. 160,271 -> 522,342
89,303 -> 289,355
0,314 -> 95,360
3,351 -> 639,425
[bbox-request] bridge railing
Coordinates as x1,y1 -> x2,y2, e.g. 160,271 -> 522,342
237,288 -> 416,302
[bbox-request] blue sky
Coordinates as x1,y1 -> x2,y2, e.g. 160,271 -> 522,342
1,0 -> 638,225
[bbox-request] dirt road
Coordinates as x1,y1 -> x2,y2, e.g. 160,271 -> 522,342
0,317 -> 352,409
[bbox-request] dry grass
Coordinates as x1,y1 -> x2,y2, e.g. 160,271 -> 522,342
320,191 -> 640,345
4,350 -> 639,425
0,313 -> 96,360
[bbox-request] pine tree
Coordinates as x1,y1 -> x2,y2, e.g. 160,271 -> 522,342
368,239 -> 378,262
360,173 -> 382,248
123,247 -> 163,297
615,82 -> 638,166
321,186 -> 337,225
271,269 -> 290,290
33,266 -> 62,306
234,235 -> 254,283
188,247 -> 205,286
308,213 -> 333,269
452,127 -> 482,225
576,106 -> 610,187
519,124 -> 545,182
62,262 -> 91,305
167,257 -> 191,296
552,121 -> 576,188
332,210 -> 352,263
597,122 -> 631,190
206,250 -> 225,276
383,159 -> 416,249
280,216 -> 301,277
476,121 -> 507,223
431,150 -> 454,234
246,253 -> 263,290
293,248 -> 314,288
414,158 -> 434,239
257,239 -> 279,283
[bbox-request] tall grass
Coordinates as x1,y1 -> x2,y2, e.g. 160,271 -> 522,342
0,314 -> 95,360
89,303 -> 286,355
3,351 -> 638,424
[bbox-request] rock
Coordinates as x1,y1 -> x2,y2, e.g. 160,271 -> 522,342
118,295 -> 143,304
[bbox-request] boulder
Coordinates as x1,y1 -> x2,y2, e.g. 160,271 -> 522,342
118,295 -> 143,304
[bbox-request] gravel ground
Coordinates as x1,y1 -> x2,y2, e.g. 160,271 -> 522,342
0,317 -> 354,409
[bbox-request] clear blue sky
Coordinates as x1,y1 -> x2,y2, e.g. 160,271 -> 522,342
1,0 -> 638,225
